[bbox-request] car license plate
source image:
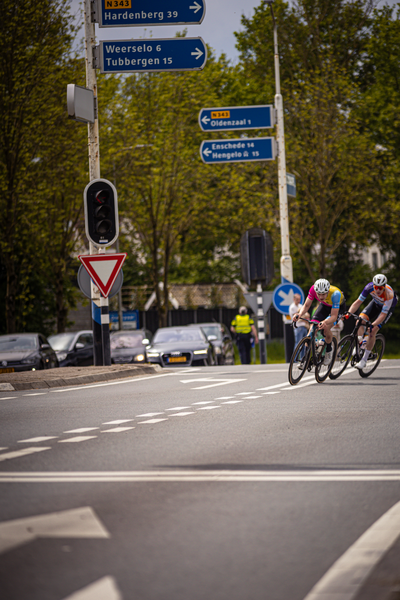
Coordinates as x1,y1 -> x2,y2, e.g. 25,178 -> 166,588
168,357 -> 186,363
0,367 -> 14,373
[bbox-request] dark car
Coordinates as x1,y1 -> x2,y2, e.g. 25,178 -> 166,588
146,326 -> 216,367
187,322 -> 235,365
110,329 -> 152,364
0,333 -> 59,373
48,331 -> 94,367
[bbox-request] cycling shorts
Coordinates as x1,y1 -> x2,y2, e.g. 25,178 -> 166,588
311,301 -> 346,324
360,299 -> 397,328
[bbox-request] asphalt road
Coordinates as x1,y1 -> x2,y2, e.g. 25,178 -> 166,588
1,361 -> 400,600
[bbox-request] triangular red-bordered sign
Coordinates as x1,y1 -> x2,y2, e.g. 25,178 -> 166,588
78,253 -> 127,297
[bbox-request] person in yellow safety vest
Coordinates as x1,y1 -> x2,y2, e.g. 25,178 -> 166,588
230,306 -> 259,364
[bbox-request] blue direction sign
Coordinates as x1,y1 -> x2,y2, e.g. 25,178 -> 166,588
97,38 -> 207,73
273,283 -> 305,315
200,137 -> 276,164
97,0 -> 206,28
199,105 -> 273,132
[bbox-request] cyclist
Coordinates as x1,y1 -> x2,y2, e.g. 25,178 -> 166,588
346,274 -> 397,370
293,278 -> 346,365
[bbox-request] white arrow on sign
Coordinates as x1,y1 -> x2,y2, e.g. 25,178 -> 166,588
203,148 -> 212,157
189,1 -> 202,13
191,47 -> 204,60
0,506 -> 110,554
62,576 -> 122,600
278,288 -> 295,306
201,115 -> 210,124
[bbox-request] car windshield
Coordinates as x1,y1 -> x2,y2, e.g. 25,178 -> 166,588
199,325 -> 222,340
153,328 -> 205,343
111,334 -> 143,349
48,333 -> 75,351
0,336 -> 38,352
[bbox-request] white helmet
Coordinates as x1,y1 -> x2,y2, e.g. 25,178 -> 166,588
373,273 -> 387,286
314,278 -> 330,294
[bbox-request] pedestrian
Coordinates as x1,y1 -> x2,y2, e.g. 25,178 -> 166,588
289,293 -> 307,350
230,306 -> 258,364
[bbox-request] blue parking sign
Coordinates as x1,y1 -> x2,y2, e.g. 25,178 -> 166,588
273,283 -> 304,315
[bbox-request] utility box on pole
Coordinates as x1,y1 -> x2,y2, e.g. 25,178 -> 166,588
240,229 -> 274,364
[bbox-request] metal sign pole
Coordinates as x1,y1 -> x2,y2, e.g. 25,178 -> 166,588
84,0 -> 105,365
257,283 -> 267,364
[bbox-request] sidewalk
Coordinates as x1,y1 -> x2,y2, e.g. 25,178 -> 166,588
0,364 -> 164,392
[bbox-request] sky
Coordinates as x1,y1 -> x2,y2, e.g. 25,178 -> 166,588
69,0 -> 398,63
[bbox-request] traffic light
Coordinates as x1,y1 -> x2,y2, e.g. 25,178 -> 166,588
83,179 -> 119,247
240,228 -> 274,287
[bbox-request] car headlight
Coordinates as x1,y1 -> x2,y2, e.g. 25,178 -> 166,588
214,347 -> 222,354
21,356 -> 37,364
147,352 -> 160,357
193,349 -> 208,355
135,354 -> 145,362
56,352 -> 68,362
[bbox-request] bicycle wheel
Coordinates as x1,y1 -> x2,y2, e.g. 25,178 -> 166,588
315,337 -> 337,383
288,337 -> 311,385
329,335 -> 354,380
358,334 -> 385,378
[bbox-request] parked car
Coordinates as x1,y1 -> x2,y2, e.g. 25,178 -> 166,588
146,326 -> 216,367
0,333 -> 59,372
187,322 -> 235,365
110,329 -> 152,364
48,331 -> 93,367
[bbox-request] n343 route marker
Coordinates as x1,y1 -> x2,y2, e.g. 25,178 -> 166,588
200,137 -> 276,164
199,105 -> 274,132
95,38 -> 207,73
95,0 -> 206,28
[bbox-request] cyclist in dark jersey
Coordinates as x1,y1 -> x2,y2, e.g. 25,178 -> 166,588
347,273 -> 397,370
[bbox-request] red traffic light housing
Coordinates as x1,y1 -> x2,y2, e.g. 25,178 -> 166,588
84,179 -> 118,247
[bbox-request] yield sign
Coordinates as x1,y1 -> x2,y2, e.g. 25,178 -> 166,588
78,253 -> 127,297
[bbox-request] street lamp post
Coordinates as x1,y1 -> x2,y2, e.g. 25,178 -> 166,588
265,1 -> 293,362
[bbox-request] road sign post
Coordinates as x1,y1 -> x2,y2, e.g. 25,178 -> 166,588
95,38 -> 207,73
95,0 -> 206,27
199,105 -> 274,132
200,137 -> 276,164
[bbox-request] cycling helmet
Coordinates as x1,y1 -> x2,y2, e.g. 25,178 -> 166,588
373,273 -> 387,286
314,278 -> 330,294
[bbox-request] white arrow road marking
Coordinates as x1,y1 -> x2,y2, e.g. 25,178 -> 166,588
201,115 -> 210,124
62,576 -> 122,600
180,378 -> 247,389
303,500 -> 400,600
278,288 -> 294,306
0,506 -> 109,554
191,47 -> 203,59
203,147 -> 212,156
189,1 -> 202,13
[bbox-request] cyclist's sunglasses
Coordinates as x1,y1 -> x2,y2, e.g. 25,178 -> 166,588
373,285 -> 385,291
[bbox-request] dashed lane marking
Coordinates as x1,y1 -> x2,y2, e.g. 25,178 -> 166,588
166,406 -> 191,411
18,436 -> 58,443
135,412 -> 164,417
0,447 -> 51,462
103,420 -> 133,425
64,427 -> 99,434
263,392 -> 280,395
197,406 -> 220,410
215,397 -> 234,400
22,393 -> 47,396
169,412 -> 195,417
0,397 -> 17,400
102,427 -> 135,433
192,401 -> 215,405
138,419 -> 168,424
58,436 -> 97,443
222,400 -> 243,404
235,392 -> 255,395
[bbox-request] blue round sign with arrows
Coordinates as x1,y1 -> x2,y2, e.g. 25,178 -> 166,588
273,283 -> 305,315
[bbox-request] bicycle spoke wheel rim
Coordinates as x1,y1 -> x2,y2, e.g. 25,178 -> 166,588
288,337 -> 311,385
358,334 -> 385,378
329,335 -> 353,379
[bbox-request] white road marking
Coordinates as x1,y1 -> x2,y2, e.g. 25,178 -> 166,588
64,427 -> 99,434
0,447 -> 51,462
22,393 -> 47,396
2,470 -> 400,483
241,395 -> 262,399
102,427 -> 135,433
0,448 -> 8,451
303,500 -> 400,600
0,397 -> 17,400
61,576 -> 122,600
192,401 -> 215,405
215,396 -> 234,399
103,419 -> 133,425
58,436 -> 97,443
263,392 -> 280,395
18,436 -> 58,443
0,506 -> 109,555
136,412 -> 164,417
222,400 -> 243,404
50,372 -> 174,392
138,419 -> 168,424
180,377 -> 247,390
197,406 -> 220,410
166,406 -> 191,411
235,392 -> 255,395
169,412 -> 195,416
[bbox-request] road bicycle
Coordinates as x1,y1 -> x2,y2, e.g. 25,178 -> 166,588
329,312 -> 385,380
288,318 -> 337,385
